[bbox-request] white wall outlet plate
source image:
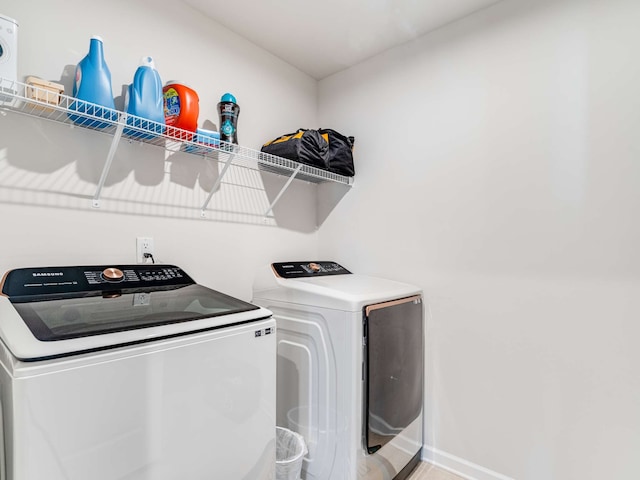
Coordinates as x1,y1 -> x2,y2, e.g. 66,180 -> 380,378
136,237 -> 154,263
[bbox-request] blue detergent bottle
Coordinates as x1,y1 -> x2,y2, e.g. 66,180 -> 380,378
69,36 -> 117,128
124,56 -> 165,139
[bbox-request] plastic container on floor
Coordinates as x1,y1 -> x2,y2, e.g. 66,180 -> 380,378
276,426 -> 307,480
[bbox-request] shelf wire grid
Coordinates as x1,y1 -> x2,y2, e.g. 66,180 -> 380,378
0,77 -> 353,186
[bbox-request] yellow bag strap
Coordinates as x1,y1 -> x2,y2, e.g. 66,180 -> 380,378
272,134 -> 292,144
263,129 -> 306,147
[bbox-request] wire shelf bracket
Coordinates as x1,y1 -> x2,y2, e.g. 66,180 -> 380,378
264,163 -> 302,218
92,113 -> 126,208
200,152 -> 236,217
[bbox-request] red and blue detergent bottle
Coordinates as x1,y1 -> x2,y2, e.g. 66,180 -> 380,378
163,82 -> 199,141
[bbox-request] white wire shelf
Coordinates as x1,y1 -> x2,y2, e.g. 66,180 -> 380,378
0,77 -> 353,216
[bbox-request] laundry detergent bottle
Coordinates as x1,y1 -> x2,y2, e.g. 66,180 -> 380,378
163,82 -> 199,140
69,35 -> 117,127
218,93 -> 240,144
124,56 -> 165,138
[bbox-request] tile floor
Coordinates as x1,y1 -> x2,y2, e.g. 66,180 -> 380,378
407,462 -> 466,480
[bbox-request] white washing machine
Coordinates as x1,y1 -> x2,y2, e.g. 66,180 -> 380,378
0,264 -> 276,480
0,14 -> 18,100
253,261 -> 424,480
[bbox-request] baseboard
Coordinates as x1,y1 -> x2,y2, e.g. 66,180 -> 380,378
422,446 -> 514,480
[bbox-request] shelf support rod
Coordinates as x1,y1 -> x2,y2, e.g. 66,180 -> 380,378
264,164 -> 302,218
200,152 -> 236,217
92,113 -> 127,208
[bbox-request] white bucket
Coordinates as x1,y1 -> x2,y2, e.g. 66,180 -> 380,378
276,426 -> 307,480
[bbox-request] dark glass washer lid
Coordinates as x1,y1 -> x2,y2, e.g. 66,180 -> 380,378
1,264 -> 260,342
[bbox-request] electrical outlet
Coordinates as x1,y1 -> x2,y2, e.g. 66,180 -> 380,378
136,237 -> 154,263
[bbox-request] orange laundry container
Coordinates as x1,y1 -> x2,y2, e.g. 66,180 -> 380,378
163,82 -> 199,140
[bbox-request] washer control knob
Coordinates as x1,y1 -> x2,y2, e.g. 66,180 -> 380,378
102,267 -> 124,282
308,262 -> 321,273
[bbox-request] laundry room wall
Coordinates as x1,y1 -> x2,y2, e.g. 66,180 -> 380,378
0,0 -> 320,300
318,0 -> 640,479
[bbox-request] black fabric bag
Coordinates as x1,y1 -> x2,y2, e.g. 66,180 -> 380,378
261,128 -> 355,177
261,129 -> 330,170
319,128 -> 355,177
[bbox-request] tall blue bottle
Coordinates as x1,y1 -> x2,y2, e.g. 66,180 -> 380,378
124,56 -> 165,139
68,35 -> 117,128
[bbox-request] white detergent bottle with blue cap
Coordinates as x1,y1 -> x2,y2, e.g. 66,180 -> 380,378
69,35 -> 117,127
124,56 -> 165,138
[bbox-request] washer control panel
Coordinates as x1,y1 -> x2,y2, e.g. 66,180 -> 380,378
273,261 -> 351,278
2,264 -> 193,297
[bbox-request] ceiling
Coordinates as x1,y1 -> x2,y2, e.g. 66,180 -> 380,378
182,0 -> 503,80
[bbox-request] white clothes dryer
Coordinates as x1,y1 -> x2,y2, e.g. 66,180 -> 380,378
253,261 -> 423,480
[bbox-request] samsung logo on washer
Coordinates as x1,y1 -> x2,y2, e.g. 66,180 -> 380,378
32,272 -> 64,277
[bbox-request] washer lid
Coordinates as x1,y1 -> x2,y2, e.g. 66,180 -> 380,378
0,264 -> 270,361
253,262 -> 422,311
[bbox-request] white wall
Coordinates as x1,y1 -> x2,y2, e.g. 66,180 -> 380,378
0,0 -> 320,300
4,1 -> 640,478
318,0 -> 640,479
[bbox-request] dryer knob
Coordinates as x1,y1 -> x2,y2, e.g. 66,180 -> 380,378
308,262 -> 321,272
102,267 -> 124,282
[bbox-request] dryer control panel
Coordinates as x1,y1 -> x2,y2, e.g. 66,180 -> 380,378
272,261 -> 351,278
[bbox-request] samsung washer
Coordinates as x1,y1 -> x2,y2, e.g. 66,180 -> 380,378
0,264 -> 276,480
253,261 -> 424,480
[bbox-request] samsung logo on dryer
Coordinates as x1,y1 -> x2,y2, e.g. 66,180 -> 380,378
32,272 -> 64,277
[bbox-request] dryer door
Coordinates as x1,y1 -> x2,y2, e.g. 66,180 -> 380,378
364,295 -> 423,454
